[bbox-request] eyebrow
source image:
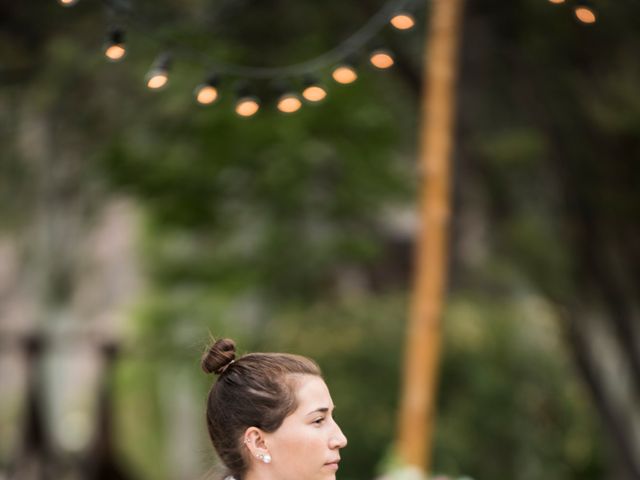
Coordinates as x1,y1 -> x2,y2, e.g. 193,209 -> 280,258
306,406 -> 334,416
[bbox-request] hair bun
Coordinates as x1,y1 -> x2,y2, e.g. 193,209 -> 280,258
201,338 -> 237,375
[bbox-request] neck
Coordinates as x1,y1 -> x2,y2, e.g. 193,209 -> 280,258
243,465 -> 275,480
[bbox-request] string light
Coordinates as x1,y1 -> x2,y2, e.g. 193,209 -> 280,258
104,28 -> 126,62
71,0 -> 615,118
302,78 -> 327,103
302,85 -> 327,102
574,2 -> 597,24
146,54 -> 171,90
277,93 -> 302,113
390,11 -> 415,30
194,76 -> 220,105
92,0 -> 426,113
236,98 -> 259,117
369,49 -> 394,69
235,94 -> 260,117
332,63 -> 358,84
147,70 -> 168,89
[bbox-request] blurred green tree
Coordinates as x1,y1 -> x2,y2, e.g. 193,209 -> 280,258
1,0 -> 639,479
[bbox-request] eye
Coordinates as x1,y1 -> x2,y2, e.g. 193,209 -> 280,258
312,417 -> 326,425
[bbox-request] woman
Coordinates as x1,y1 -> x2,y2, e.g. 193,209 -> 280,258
201,338 -> 348,480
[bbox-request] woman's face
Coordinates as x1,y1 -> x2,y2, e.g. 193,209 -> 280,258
264,375 -> 348,480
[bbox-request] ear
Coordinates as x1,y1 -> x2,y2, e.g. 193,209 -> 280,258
243,426 -> 269,458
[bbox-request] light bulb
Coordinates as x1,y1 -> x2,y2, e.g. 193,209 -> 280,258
548,0 -> 565,3
332,65 -> 357,84
104,29 -> 126,61
302,85 -> 327,102
390,12 -> 415,30
147,70 -> 168,89
105,44 -> 126,61
146,54 -> 171,90
277,94 -> 302,113
195,75 -> 220,105
236,97 -> 260,117
58,0 -> 78,6
574,6 -> 596,23
195,85 -> 219,105
369,50 -> 394,69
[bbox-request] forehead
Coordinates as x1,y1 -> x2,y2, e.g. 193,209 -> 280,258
292,375 -> 333,411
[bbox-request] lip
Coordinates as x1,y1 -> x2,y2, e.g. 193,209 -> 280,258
324,460 -> 340,470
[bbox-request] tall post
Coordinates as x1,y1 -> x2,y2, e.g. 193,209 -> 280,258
396,0 -> 464,474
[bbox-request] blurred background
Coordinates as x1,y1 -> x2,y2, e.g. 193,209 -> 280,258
1,0 -> 639,479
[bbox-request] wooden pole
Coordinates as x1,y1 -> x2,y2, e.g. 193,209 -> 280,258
396,0 -> 464,473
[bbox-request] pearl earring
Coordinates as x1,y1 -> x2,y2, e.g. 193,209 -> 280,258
258,453 -> 272,464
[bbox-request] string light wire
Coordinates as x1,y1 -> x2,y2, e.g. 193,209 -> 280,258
99,0 -> 421,79
85,0 -> 602,84
69,0 -> 600,113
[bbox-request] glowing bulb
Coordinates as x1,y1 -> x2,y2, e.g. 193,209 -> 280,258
145,55 -> 171,90
105,44 -> 126,61
548,0 -> 565,3
390,12 -> 415,30
277,94 -> 302,113
58,0 -> 78,6
574,6 -> 596,23
104,29 -> 126,61
236,97 -> 260,117
370,50 -> 394,69
302,85 -> 327,102
332,65 -> 357,84
147,71 -> 168,89
195,85 -> 219,105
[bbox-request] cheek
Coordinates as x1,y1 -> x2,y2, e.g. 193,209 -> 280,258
273,428 -> 325,465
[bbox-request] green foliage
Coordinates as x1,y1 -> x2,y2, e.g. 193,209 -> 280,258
114,360 -> 169,479
434,294 -> 604,480
100,67 -> 412,303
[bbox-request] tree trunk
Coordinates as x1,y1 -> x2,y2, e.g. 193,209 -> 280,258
396,0 -> 465,473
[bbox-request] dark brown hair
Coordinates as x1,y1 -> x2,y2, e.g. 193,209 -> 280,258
201,338 -> 321,479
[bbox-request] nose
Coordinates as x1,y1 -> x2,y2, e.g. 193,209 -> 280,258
329,421 -> 348,449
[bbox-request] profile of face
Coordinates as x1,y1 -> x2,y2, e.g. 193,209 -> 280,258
247,375 -> 348,480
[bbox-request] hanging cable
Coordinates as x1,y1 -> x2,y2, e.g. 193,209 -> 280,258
99,0 -> 421,79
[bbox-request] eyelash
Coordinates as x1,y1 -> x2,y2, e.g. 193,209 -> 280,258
313,417 -> 326,425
